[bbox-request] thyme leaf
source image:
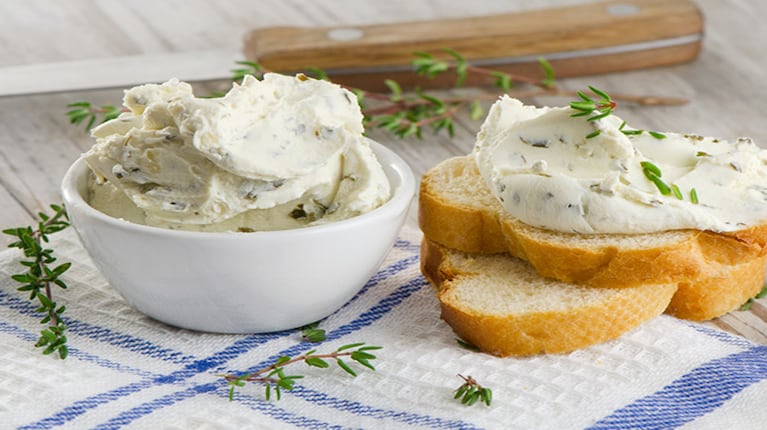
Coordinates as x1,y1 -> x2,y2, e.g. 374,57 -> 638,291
641,163 -> 672,195
640,161 -> 662,178
300,321 -> 327,343
671,184 -> 684,200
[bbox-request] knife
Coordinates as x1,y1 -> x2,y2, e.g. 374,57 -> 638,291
0,0 -> 701,96
244,0 -> 703,90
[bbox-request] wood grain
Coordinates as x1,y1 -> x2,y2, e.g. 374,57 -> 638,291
244,0 -> 702,90
0,0 -> 765,345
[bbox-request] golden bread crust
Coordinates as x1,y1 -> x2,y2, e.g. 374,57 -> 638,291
422,239 -> 677,356
666,255 -> 767,321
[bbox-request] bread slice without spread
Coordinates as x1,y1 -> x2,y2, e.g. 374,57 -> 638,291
421,239 -> 677,356
419,155 -> 767,320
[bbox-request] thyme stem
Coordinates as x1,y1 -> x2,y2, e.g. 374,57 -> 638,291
462,64 -> 549,88
225,352 -> 342,383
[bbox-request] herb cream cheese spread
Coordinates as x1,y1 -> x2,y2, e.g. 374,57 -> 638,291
84,73 -> 391,232
474,95 -> 767,234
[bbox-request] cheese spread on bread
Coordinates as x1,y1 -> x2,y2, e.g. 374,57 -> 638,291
83,73 -> 390,231
474,96 -> 767,234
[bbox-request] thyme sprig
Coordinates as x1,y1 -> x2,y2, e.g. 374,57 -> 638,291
569,86 -> 616,139
368,50 -> 679,137
231,60 -> 265,81
222,342 -> 381,401
66,102 -> 122,130
3,204 -> 71,359
359,49 -> 556,138
454,374 -> 492,407
412,49 -> 555,91
570,86 -> 615,119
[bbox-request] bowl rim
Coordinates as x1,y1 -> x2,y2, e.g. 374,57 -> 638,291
61,140 -> 416,240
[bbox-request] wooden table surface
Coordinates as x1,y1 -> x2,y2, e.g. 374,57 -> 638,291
1,0 -> 766,344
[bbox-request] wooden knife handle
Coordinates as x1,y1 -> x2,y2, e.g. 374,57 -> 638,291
243,0 -> 702,89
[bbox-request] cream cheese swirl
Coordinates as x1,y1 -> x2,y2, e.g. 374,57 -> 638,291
84,73 -> 390,231
474,96 -> 767,234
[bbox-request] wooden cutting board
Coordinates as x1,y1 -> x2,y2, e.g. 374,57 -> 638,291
243,0 -> 703,90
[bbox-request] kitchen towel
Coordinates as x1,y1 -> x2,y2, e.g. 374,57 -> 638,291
1,225 -> 766,430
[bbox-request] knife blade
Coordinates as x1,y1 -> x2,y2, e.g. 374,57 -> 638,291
244,0 -> 703,90
0,50 -> 241,97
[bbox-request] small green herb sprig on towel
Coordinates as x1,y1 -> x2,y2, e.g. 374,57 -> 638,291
222,341 -> 382,401
3,204 -> 71,359
455,374 -> 493,407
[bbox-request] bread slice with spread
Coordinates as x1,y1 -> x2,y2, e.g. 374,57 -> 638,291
419,155 -> 767,321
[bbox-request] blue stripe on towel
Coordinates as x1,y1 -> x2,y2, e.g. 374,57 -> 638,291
18,334 -> 285,430
688,323 -> 755,348
92,383 -> 350,430
87,272 -> 480,430
588,345 -> 767,430
0,319 -> 52,343
20,244 -> 440,429
394,237 -> 421,252
329,253 -> 420,318
287,385 -> 483,429
84,273 -> 433,429
0,320 -> 159,380
19,380 -> 159,430
229,273 -> 428,378
0,251 -> 419,366
0,289 -> 197,364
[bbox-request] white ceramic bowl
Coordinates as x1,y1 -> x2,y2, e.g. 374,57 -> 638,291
61,141 -> 415,333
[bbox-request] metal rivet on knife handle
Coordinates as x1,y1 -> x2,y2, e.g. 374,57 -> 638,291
327,28 -> 364,42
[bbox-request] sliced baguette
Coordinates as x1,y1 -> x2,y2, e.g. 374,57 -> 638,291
419,155 -> 767,288
421,239 -> 677,356
666,254 -> 767,321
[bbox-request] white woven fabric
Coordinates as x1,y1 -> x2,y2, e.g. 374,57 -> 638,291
1,226 -> 765,430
